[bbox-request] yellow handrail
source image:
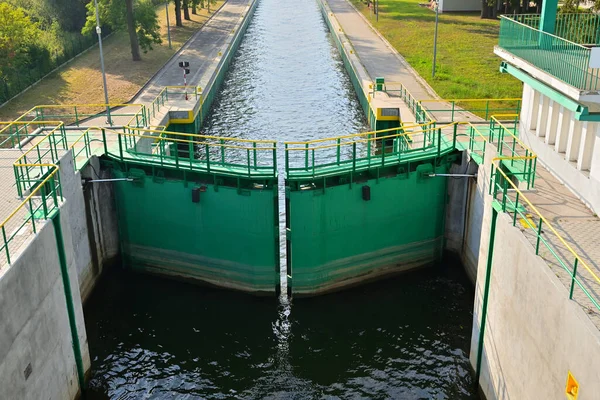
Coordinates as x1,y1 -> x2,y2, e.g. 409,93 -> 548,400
492,158 -> 600,285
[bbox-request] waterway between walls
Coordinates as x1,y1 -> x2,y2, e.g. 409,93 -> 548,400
84,0 -> 479,397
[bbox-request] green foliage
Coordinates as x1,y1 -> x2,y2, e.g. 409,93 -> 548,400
135,0 -> 162,52
6,0 -> 87,32
0,3 -> 47,79
82,0 -> 161,53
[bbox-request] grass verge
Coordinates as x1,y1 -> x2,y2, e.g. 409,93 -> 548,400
0,2 -> 224,122
349,0 -> 523,100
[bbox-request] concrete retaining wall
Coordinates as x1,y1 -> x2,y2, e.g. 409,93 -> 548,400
444,151 -> 484,284
469,150 -> 600,399
60,155 -> 119,302
0,152 -> 90,399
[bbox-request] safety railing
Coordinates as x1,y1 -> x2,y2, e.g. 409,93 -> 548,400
13,123 -> 69,197
285,122 -> 454,179
509,13 -> 600,46
1,104 -> 146,149
1,165 -> 62,266
148,88 -> 169,120
146,86 -> 202,122
375,82 -> 435,125
490,160 -> 600,312
489,115 -> 537,189
498,16 -> 600,91
420,98 -> 522,122
102,127 -> 277,179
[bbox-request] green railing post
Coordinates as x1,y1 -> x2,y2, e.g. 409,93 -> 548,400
272,144 -> 277,176
205,143 -> 211,172
569,258 -> 579,299
285,144 -> 289,177
535,219 -> 543,255
513,192 -> 519,226
336,138 -> 341,164
352,142 -> 357,173
437,128 -> 442,157
475,208 -> 499,387
2,226 -> 10,265
220,139 -> 225,165
102,128 -> 108,156
247,149 -> 251,176
41,185 -> 48,219
253,142 -> 257,168
304,143 -> 309,171
51,212 -> 86,393
117,131 -> 124,161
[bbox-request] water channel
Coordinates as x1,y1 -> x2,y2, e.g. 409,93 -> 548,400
84,0 -> 479,397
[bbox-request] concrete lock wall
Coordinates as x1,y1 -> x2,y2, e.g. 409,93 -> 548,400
444,151 -> 483,283
0,166 -> 90,399
60,154 -> 120,302
469,150 -> 600,399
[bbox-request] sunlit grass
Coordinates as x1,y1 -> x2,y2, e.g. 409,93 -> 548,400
0,2 -> 224,121
349,0 -> 523,101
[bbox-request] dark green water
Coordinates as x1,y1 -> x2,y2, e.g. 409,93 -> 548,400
85,262 -> 477,399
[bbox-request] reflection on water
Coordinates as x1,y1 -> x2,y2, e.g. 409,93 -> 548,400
85,264 -> 478,399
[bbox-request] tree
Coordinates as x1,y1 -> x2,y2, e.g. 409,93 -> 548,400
174,0 -> 183,27
0,3 -> 48,80
125,0 -> 140,60
82,0 -> 161,61
183,0 -> 191,20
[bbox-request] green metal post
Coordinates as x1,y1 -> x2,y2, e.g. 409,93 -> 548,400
569,258 -> 579,299
102,128 -> 108,156
51,211 -> 86,393
535,219 -> 543,254
2,226 -> 9,265
475,208 -> 499,387
539,0 -> 558,34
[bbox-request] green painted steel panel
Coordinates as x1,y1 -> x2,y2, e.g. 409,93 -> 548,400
288,159 -> 451,295
112,168 -> 279,293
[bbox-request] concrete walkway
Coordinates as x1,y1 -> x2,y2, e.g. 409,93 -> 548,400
325,0 -> 478,123
1,0 -> 254,269
325,0 -> 600,326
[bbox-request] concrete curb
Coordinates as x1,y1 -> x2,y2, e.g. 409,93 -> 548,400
342,0 -> 441,101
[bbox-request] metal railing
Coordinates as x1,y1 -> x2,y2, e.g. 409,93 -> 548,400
498,15 -> 600,91
12,123 -> 69,197
1,165 -> 62,266
419,98 -> 522,122
489,115 -> 537,189
1,104 -> 146,149
102,127 -> 277,179
509,13 -> 600,46
285,122 -> 454,179
490,160 -> 600,312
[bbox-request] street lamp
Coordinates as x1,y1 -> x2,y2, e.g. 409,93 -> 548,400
432,0 -> 439,78
93,0 -> 112,125
165,1 -> 172,49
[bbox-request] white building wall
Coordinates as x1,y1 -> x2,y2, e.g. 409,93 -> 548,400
519,84 -> 600,214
